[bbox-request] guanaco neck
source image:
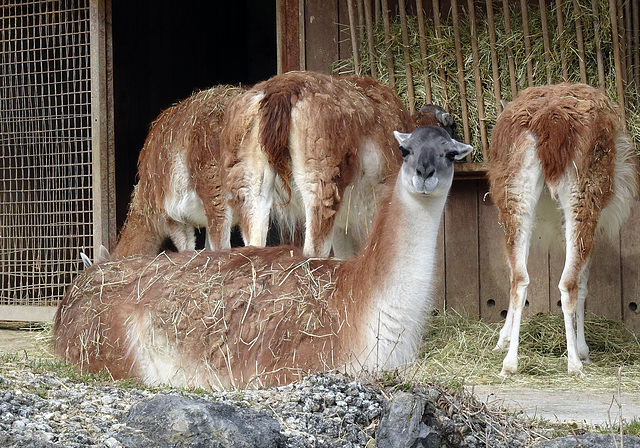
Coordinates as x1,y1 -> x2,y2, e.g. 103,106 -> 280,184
335,173 -> 449,370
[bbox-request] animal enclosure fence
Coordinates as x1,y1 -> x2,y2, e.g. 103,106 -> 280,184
0,0 -> 113,322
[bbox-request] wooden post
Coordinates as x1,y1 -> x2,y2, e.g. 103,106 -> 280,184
468,0 -> 487,153
555,0 -> 569,81
451,0 -> 470,144
303,0 -> 338,74
347,0 -> 361,75
617,0 -> 628,85
609,0 -> 626,114
573,0 -> 588,84
90,0 -> 115,254
357,0 -> 364,42
364,0 -> 378,79
380,0 -> 396,89
634,0 -> 640,89
432,0 -> 449,108
520,0 -> 534,86
486,0 -> 502,113
503,0 -> 518,98
277,0 -> 301,74
591,0 -> 606,90
624,0 -> 632,84
539,0 -> 552,84
416,0 -> 433,104
398,0 -> 415,113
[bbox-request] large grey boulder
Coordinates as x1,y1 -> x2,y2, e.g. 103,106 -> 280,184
535,432 -> 640,448
115,394 -> 285,448
376,391 -> 441,448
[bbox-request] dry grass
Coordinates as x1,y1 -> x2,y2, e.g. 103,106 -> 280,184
335,0 -> 640,160
410,310 -> 640,391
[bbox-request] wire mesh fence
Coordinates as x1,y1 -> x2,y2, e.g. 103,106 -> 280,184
0,0 -> 93,310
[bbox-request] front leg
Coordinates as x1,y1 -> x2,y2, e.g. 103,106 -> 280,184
493,303 -> 513,352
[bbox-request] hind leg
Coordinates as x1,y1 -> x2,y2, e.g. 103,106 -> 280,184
167,220 -> 196,251
288,146 -> 346,257
557,187 -> 597,376
225,131 -> 276,249
294,172 -> 343,257
238,163 -> 276,248
497,179 -> 544,376
493,138 -> 544,376
576,260 -> 592,363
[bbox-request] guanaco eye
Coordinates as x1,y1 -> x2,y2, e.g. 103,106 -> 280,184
446,151 -> 457,162
399,146 -> 410,158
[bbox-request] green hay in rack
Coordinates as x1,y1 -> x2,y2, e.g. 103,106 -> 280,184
335,0 -> 640,160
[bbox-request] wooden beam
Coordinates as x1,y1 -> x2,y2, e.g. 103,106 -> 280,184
90,0 -> 115,254
0,306 -> 57,323
277,0 -> 301,74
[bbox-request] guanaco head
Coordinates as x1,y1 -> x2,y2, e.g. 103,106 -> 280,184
394,126 -> 472,196
413,104 -> 456,139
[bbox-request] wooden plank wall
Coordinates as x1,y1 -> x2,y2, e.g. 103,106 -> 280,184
292,0 -> 640,334
300,0 -> 352,73
436,177 -> 640,334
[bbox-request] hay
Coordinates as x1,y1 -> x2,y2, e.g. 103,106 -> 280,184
335,0 -> 640,160
412,311 -> 640,391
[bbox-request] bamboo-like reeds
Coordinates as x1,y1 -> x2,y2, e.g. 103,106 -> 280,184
335,0 -> 640,161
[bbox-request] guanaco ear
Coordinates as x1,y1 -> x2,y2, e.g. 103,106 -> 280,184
451,141 -> 473,160
80,252 -> 92,268
435,109 -> 453,127
97,245 -> 110,263
394,130 -> 411,146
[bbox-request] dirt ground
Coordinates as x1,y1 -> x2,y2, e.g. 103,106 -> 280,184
470,385 -> 640,427
1,325 -> 639,428
0,326 -> 53,359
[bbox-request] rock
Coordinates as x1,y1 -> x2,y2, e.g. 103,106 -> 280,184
375,391 -> 441,448
115,395 -> 286,448
535,432 -> 640,448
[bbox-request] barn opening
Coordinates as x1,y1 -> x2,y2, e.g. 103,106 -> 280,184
0,0 -> 276,322
111,0 -> 277,231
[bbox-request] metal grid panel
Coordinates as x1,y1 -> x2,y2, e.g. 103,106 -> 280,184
0,0 -> 93,308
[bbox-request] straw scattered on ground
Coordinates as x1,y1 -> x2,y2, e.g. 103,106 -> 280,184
411,310 -> 640,392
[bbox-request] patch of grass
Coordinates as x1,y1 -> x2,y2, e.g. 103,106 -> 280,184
413,311 -> 640,391
590,418 -> 640,438
622,418 -> 640,437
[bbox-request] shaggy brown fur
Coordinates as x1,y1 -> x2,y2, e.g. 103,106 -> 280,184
486,82 -> 639,376
220,71 -> 415,256
54,187 -> 406,388
55,126 -> 468,389
55,247 -> 348,387
488,83 -> 627,258
112,85 -> 245,258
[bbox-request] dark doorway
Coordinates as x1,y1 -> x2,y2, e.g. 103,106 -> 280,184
111,0 -> 277,231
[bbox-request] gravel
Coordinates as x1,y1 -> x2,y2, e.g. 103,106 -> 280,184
0,358 -> 545,448
0,362 -> 384,448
